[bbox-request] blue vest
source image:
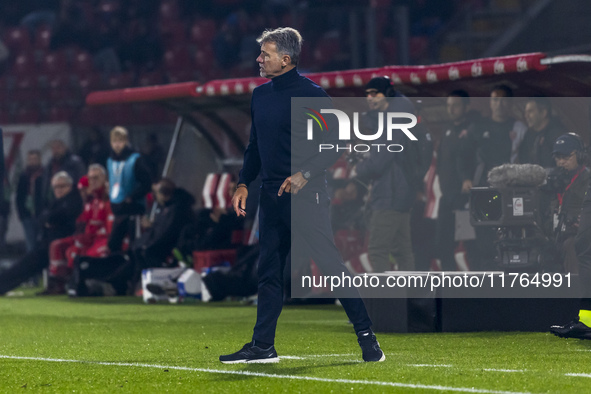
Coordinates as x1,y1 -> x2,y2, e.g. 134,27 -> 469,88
107,153 -> 140,204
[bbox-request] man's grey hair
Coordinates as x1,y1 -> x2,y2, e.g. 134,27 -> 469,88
88,163 -> 107,177
51,171 -> 73,186
257,27 -> 303,66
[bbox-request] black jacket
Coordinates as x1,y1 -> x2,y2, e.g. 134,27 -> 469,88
437,119 -> 477,197
136,188 -> 195,256
16,168 -> 44,220
238,67 -> 340,191
355,96 -> 417,212
38,188 -> 84,243
519,118 -> 565,168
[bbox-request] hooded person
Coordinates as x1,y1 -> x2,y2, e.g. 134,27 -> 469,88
352,76 -> 417,272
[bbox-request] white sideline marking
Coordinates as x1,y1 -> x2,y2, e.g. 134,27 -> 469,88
0,355 -> 532,394
409,364 -> 453,368
408,364 -> 524,373
282,354 -> 357,360
566,373 -> 591,378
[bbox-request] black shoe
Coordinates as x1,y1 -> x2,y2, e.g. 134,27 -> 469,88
550,319 -> 591,339
357,329 -> 385,362
36,277 -> 66,296
219,341 -> 279,364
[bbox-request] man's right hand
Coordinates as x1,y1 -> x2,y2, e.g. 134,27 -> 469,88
232,186 -> 248,217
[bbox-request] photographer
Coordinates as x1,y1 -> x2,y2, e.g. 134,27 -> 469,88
545,133 -> 590,273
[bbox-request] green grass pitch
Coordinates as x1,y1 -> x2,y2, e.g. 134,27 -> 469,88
1,293 -> 591,393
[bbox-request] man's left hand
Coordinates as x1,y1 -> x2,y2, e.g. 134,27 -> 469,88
461,179 -> 473,193
278,172 -> 308,196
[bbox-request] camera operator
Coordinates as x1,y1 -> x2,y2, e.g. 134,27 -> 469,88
544,133 -> 590,273
551,134 -> 591,339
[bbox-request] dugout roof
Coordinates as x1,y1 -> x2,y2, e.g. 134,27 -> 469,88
86,52 -> 591,160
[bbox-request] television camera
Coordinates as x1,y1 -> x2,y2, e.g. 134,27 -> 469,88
469,164 -> 557,271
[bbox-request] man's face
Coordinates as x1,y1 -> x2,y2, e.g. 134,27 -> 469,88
256,42 -> 286,79
555,151 -> 579,171
87,169 -> 106,193
51,142 -> 67,159
111,137 -> 127,155
26,153 -> 41,168
366,89 -> 388,111
524,102 -> 547,130
52,179 -> 72,199
490,90 -> 511,120
155,185 -> 170,205
446,96 -> 467,122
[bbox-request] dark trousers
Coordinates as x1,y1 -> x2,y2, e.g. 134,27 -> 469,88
436,194 -> 469,271
575,199 -> 591,310
70,254 -> 134,296
108,214 -> 137,252
253,186 -> 372,345
0,244 -> 48,295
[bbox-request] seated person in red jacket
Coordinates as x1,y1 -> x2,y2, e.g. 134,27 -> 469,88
47,164 -> 112,292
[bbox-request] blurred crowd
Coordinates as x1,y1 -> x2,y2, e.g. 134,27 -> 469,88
0,0 -> 471,125
0,126 -> 245,297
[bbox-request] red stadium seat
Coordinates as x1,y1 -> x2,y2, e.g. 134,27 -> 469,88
41,51 -> 69,75
12,52 -> 37,76
164,46 -> 193,72
110,104 -> 134,124
73,73 -> 102,106
159,22 -> 187,47
159,0 -> 180,21
77,106 -> 105,126
202,173 -> 220,209
215,173 -> 234,210
14,106 -> 40,124
189,20 -> 217,45
409,36 -> 429,63
48,106 -> 74,122
0,108 -> 12,124
0,77 -> 9,94
134,103 -> 171,124
137,71 -> 165,87
3,27 -> 31,53
380,37 -> 398,65
76,72 -> 102,96
106,73 -> 134,89
194,48 -> 215,78
46,74 -> 75,103
72,51 -> 94,74
34,24 -> 52,50
166,69 -> 197,83
313,34 -> 341,68
13,76 -> 40,102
